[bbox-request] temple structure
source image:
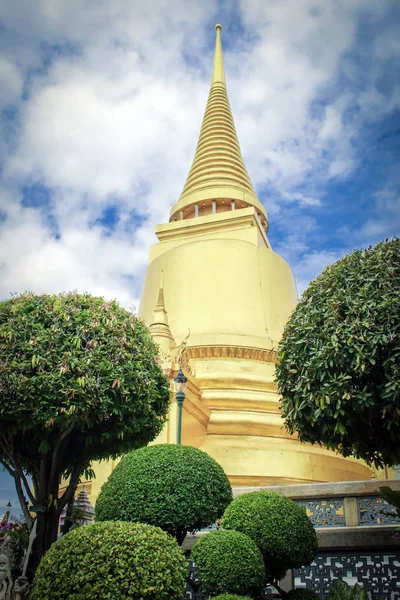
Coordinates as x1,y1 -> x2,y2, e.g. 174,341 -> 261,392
136,24 -> 372,486
84,25 -> 376,504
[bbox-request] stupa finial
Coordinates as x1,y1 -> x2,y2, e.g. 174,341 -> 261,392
149,272 -> 174,350
169,24 -> 268,232
211,24 -> 226,87
155,271 -> 165,310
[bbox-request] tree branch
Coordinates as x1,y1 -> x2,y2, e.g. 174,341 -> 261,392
8,457 -> 35,506
0,437 -> 36,505
0,459 -> 34,528
58,456 -> 89,513
48,422 -> 75,493
31,472 -> 39,499
0,458 -> 15,478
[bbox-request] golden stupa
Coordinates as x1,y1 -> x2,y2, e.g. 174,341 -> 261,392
85,25 -> 372,504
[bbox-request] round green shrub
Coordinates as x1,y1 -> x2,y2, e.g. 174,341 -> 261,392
95,444 -> 232,543
222,491 -> 318,582
286,590 -> 321,599
212,596 -> 253,600
191,529 -> 265,596
31,521 -> 187,600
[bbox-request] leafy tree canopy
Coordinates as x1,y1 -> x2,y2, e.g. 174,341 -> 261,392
95,444 -> 232,544
31,521 -> 187,600
276,239 -> 400,468
0,292 -> 170,567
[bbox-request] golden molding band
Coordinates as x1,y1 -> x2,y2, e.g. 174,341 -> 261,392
185,345 -> 278,363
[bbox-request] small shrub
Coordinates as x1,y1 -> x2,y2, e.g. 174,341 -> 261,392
326,579 -> 368,600
95,444 -> 232,544
31,521 -> 187,600
286,590 -> 320,599
191,529 -> 265,596
222,491 -> 318,582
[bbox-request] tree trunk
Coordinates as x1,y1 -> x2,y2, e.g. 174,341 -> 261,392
175,527 -> 187,546
61,500 -> 74,535
27,505 -> 61,578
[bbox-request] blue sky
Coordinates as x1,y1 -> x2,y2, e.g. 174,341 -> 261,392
0,0 -> 399,512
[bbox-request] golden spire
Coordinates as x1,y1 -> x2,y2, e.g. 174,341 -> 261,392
149,272 -> 174,348
211,24 -> 226,86
170,24 -> 267,228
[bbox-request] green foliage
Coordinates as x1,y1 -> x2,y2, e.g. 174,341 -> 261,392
0,292 -> 170,570
0,292 -> 170,473
326,579 -> 368,600
379,486 -> 400,520
276,239 -> 400,468
4,522 -> 29,549
95,444 -> 232,543
286,590 -> 320,599
212,595 -> 253,600
191,529 -> 265,596
221,491 -> 318,583
31,521 -> 187,600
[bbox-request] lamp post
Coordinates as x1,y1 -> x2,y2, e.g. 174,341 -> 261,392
173,367 -> 187,445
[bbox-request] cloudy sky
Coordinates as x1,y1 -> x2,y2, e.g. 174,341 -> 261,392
0,0 -> 399,511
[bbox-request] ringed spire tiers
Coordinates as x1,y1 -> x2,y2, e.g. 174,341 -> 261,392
170,24 -> 268,231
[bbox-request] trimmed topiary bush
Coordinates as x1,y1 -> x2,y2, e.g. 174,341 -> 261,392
191,529 -> 265,596
212,596 -> 253,600
95,444 -> 232,544
222,491 -> 318,583
31,521 -> 187,600
286,590 -> 321,599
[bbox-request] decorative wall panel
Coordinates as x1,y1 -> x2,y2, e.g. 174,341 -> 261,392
295,498 -> 345,527
358,496 -> 399,526
294,552 -> 400,599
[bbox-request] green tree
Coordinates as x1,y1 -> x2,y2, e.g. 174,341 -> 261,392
222,491 -> 318,588
95,444 -> 232,544
31,521 -> 187,600
0,292 -> 170,572
276,239 -> 400,468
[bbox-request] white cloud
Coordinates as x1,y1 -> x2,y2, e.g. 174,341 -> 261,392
319,106 -> 342,140
292,249 -> 348,296
0,57 -> 23,107
345,188 -> 400,245
0,0 -> 398,309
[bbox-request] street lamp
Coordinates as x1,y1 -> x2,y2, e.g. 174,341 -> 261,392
173,367 -> 187,445
6,501 -> 12,509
